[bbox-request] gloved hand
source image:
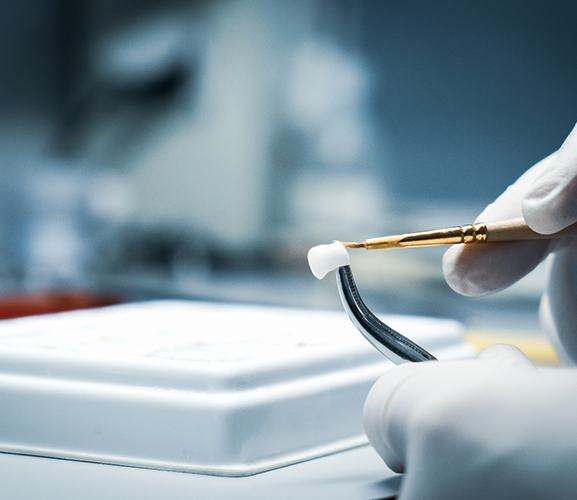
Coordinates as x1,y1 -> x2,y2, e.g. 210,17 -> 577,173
443,122 -> 577,362
363,345 -> 577,500
363,123 -> 577,499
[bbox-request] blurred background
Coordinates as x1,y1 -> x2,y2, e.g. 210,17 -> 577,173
1,0 -> 577,355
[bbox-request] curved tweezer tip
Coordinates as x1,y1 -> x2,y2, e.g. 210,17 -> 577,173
337,265 -> 436,364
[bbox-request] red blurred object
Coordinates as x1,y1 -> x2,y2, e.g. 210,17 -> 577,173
0,291 -> 122,320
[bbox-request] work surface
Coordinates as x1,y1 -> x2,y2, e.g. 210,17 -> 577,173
0,301 -> 470,476
0,300 -> 465,498
0,445 -> 399,500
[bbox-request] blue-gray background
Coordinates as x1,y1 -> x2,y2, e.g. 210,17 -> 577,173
1,0 -> 576,330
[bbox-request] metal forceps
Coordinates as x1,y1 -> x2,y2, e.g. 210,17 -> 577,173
337,265 -> 436,364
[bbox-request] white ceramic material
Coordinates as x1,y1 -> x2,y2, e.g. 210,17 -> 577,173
307,241 -> 349,279
0,301 -> 473,476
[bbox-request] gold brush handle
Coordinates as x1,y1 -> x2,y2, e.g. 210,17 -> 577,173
363,222 -> 487,249
345,217 -> 577,250
486,217 -> 558,241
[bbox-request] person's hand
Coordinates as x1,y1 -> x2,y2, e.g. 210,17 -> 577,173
443,122 -> 577,363
363,124 -> 577,499
363,345 -> 577,500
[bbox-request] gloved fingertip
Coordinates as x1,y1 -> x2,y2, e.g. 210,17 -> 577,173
477,344 -> 534,369
522,123 -> 577,234
442,246 -> 491,297
522,195 -> 577,235
363,381 -> 404,472
363,364 -> 421,473
444,238 -> 551,297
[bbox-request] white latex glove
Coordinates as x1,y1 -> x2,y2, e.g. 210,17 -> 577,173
443,122 -> 577,363
364,345 -> 577,500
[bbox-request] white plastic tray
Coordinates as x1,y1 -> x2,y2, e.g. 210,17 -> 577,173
0,301 -> 473,476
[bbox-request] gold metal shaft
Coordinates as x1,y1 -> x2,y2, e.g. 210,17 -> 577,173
343,222 -> 488,250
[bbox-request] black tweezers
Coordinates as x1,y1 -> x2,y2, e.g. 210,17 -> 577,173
337,265 -> 436,364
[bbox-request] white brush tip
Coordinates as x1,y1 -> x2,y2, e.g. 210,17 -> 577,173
307,241 -> 350,280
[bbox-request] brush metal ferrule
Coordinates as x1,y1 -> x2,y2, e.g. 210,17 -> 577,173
358,222 -> 488,250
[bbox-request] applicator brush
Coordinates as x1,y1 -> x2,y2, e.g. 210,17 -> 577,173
342,217 -> 575,251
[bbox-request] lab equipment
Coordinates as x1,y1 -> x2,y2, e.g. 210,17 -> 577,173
306,195 -> 577,364
363,344 -> 577,500
308,241 -> 436,363
0,301 -> 471,477
342,217 -> 577,251
337,265 -> 436,363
